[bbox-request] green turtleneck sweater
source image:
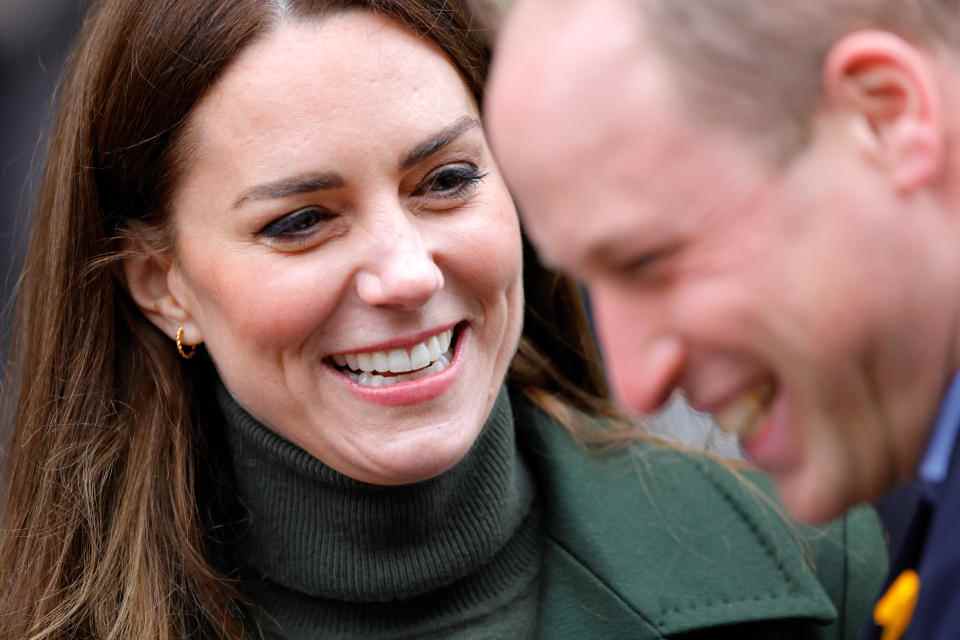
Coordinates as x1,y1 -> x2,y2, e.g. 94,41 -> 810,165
217,384 -> 543,639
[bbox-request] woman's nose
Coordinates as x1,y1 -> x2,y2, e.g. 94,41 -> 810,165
355,220 -> 444,310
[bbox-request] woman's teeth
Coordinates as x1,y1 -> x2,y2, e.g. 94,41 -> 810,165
714,383 -> 775,437
351,353 -> 451,387
332,328 -> 455,387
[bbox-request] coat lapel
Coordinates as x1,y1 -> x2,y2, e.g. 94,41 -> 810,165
514,395 -> 838,638
537,539 -> 664,640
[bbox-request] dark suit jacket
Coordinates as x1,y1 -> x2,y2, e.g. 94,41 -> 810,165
863,443 -> 960,639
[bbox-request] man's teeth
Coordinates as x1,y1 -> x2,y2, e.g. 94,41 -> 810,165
332,329 -> 454,375
714,383 -> 775,437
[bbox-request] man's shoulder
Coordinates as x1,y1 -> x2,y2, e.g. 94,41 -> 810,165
512,392 -> 887,638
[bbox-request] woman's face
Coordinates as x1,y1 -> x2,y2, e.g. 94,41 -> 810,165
162,12 -> 523,484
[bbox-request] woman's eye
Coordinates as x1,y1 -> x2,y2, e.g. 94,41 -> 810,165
413,164 -> 488,199
259,207 -> 334,240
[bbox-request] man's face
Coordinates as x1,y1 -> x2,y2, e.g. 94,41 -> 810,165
487,0 -> 956,522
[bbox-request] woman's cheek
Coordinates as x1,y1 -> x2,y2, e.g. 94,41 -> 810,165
455,200 -> 523,292
200,253 -> 347,347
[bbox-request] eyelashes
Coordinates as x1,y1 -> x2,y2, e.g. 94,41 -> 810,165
260,207 -> 336,239
413,163 -> 488,199
256,162 -> 488,244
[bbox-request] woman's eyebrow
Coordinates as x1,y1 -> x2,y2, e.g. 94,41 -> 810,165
399,116 -> 481,171
232,117 -> 480,209
233,172 -> 345,209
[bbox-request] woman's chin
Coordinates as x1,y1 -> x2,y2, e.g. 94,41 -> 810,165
334,422 -> 484,486
371,459 -> 464,486
349,452 -> 470,486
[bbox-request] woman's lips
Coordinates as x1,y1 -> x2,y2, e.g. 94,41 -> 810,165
332,324 -> 468,407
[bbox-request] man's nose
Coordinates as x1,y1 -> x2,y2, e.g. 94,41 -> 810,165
592,286 -> 685,415
355,215 -> 444,310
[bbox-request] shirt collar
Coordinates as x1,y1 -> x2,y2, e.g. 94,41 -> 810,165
919,372 -> 960,484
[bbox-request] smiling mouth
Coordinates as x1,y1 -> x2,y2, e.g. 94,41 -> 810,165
713,382 -> 776,438
326,324 -> 464,388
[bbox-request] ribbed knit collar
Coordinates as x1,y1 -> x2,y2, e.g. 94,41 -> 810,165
217,384 -> 536,604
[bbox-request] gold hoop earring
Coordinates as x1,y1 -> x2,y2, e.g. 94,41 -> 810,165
176,325 -> 198,360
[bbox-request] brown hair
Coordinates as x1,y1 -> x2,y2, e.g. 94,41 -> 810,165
0,1 -> 612,638
641,0 -> 960,159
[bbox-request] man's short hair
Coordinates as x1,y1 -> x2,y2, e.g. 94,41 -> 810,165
641,0 -> 960,160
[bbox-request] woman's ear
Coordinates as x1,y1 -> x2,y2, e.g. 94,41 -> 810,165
122,239 -> 202,345
823,30 -> 944,193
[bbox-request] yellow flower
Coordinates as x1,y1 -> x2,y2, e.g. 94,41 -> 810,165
874,570 -> 920,640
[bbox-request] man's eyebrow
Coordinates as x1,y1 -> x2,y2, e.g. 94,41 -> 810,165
233,171 -> 345,209
399,116 -> 481,171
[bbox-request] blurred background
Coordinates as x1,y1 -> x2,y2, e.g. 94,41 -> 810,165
1,0 -> 83,359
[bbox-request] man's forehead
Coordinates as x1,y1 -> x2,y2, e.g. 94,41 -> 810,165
524,198 -> 659,270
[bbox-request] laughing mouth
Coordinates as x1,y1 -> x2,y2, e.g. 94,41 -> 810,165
713,382 -> 776,437
327,325 -> 460,388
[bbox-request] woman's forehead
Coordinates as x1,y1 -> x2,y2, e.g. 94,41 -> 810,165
186,13 -> 478,167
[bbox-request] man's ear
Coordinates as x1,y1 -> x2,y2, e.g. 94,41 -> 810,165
122,241 -> 202,346
823,30 -> 944,193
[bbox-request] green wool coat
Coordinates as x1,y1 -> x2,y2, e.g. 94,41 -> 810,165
513,396 -> 888,639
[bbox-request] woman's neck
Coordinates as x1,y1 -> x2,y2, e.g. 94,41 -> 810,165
217,384 -> 538,603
